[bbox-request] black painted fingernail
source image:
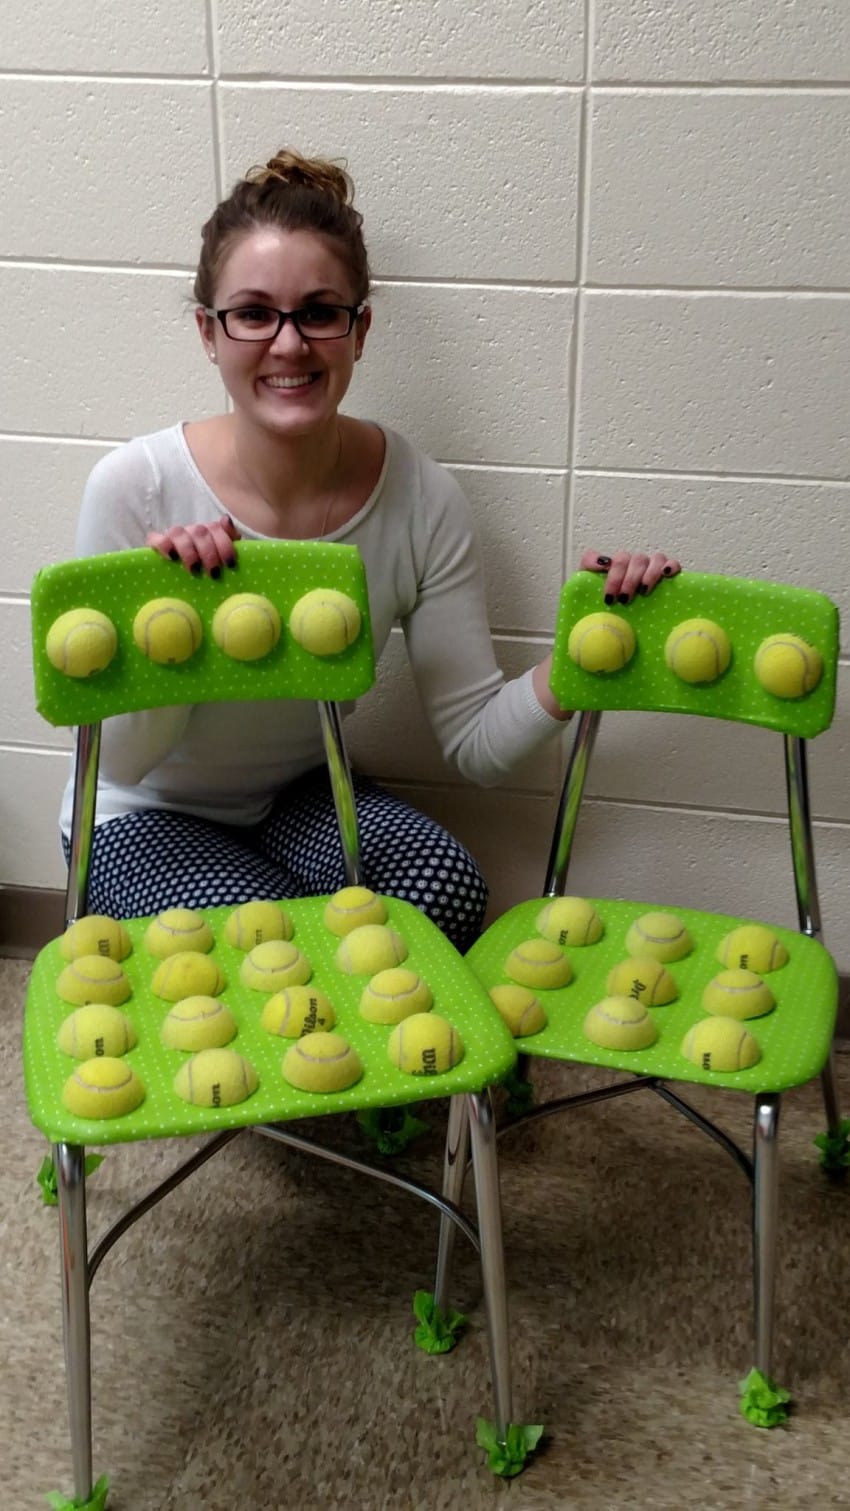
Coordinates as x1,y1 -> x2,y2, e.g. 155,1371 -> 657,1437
226,556 -> 237,569
168,548 -> 179,561
210,566 -> 221,580
190,562 -> 201,575
638,583 -> 649,595
618,593 -> 630,604
663,565 -> 673,576
597,554 -> 612,567
225,515 -> 234,528
604,593 -> 614,606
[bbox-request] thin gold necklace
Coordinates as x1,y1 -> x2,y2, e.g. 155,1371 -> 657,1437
233,424 -> 344,539
319,425 -> 344,539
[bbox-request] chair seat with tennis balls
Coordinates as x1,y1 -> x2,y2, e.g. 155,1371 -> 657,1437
466,569 -> 843,1430
25,542 -> 528,1511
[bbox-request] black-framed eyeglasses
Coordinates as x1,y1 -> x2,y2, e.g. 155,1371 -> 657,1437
203,302 -> 366,342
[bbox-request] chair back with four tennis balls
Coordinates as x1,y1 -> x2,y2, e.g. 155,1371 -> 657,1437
31,538 -> 377,724
25,539 -> 527,1506
25,539 -> 516,1145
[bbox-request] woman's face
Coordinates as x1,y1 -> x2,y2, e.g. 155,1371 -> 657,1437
197,226 -> 370,439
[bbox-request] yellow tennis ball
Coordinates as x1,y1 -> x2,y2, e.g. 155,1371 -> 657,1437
387,1013 -> 464,1076
46,608 -> 118,678
282,1031 -> 364,1093
716,924 -> 789,974
262,986 -> 337,1038
335,924 -> 408,975
606,956 -> 678,1007
665,618 -> 731,685
132,597 -> 203,665
754,634 -> 822,699
625,912 -> 693,963
57,1004 -> 137,1059
62,1057 -> 145,1119
535,896 -> 603,947
212,593 -> 281,662
568,611 -> 636,674
223,900 -> 294,950
151,951 -> 226,1001
289,589 -> 362,656
488,984 -> 547,1038
240,939 -> 312,991
505,938 -> 573,990
56,955 -> 131,1006
583,996 -> 659,1051
359,968 -> 433,1025
174,1048 -> 259,1108
59,915 -> 132,963
702,969 -> 775,1021
144,907 -> 214,958
323,886 -> 388,937
161,996 -> 237,1051
681,1017 -> 761,1072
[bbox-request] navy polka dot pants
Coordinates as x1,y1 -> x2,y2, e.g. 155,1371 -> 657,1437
63,770 -> 488,953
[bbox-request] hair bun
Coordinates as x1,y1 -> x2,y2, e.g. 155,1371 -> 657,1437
246,150 -> 353,207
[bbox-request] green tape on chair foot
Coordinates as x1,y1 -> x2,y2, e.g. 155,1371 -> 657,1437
475,1418 -> 544,1477
738,1368 -> 791,1428
356,1106 -> 428,1156
46,1472 -> 110,1510
814,1118 -> 850,1174
412,1289 -> 466,1354
37,1153 -> 104,1207
500,1066 -> 535,1117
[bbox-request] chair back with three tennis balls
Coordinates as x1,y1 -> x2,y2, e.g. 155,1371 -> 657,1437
468,568 -> 840,1094
549,569 -> 838,738
464,568 -> 842,1431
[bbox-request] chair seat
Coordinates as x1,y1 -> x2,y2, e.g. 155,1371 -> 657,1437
24,895 -> 516,1146
466,896 -> 837,1094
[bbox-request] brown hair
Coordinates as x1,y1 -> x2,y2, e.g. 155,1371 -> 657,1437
193,149 -> 371,307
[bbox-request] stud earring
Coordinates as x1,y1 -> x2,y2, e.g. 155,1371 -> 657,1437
208,353 -> 218,365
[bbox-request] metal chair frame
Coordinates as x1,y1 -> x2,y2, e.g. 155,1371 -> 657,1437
444,707 -> 843,1391
54,702 -> 513,1506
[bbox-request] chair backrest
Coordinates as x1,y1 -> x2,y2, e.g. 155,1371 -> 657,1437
544,571 -> 840,935
549,570 -> 837,738
30,540 -> 375,919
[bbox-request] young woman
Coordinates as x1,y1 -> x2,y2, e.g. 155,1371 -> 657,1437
61,150 -> 679,950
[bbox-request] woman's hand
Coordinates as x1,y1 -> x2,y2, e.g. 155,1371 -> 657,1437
579,548 -> 681,605
146,516 -> 241,577
531,548 -> 681,719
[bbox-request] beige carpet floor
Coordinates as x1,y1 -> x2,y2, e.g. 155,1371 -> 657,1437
3,955 -> 849,1511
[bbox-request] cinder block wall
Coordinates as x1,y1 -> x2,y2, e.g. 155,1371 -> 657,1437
3,3 -> 850,958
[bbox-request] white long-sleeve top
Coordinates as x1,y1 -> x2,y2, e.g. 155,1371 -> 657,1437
59,423 -> 563,835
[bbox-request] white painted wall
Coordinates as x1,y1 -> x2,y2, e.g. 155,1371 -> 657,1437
3,2 -> 850,958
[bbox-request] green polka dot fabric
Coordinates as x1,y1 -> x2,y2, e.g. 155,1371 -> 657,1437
24,897 -> 517,1146
31,540 -> 375,727
466,897 -> 837,1094
549,572 -> 838,739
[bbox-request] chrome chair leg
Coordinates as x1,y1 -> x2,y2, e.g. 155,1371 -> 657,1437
753,1095 -> 781,1376
433,1095 -> 470,1315
467,1090 -> 513,1436
54,1143 -> 93,1505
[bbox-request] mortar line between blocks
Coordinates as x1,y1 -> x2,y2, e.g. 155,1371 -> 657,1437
206,0 -> 224,202
564,0 -> 595,581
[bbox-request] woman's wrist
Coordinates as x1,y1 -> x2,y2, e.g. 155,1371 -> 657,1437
532,655 -> 573,722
